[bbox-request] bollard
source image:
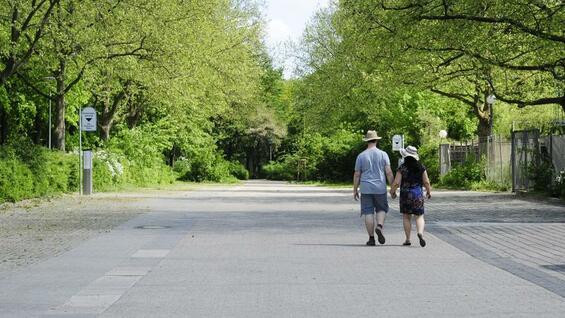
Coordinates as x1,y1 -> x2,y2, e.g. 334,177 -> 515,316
83,150 -> 93,195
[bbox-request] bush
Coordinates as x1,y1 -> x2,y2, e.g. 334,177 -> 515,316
0,137 -> 176,203
439,159 -> 483,189
229,161 -> 249,180
528,154 -> 554,193
263,129 -> 364,182
553,170 -> 565,199
173,155 -> 241,182
0,145 -> 78,203
262,159 -> 295,180
419,143 -> 440,183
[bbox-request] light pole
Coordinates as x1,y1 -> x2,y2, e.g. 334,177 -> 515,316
43,76 -> 56,149
487,94 -> 496,134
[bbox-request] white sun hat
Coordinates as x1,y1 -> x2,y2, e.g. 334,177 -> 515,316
400,145 -> 419,161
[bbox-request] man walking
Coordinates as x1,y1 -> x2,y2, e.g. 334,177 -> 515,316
353,130 -> 394,246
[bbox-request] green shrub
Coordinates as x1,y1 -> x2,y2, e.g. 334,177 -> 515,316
528,153 -> 554,193
0,157 -> 34,202
263,129 -> 364,182
0,138 -> 175,203
555,170 -> 565,199
0,145 -> 79,203
439,159 -> 483,189
419,143 -> 440,183
262,160 -> 295,180
173,154 -> 237,182
229,161 -> 249,180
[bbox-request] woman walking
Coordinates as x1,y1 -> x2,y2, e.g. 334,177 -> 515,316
390,146 -> 432,247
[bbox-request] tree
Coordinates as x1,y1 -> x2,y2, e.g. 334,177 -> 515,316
335,0 -> 564,140
0,0 -> 60,84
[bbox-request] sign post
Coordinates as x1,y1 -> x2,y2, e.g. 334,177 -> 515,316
392,134 -> 404,151
80,107 -> 97,195
392,134 -> 404,168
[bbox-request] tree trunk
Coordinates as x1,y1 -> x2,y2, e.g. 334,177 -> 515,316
99,89 -> 127,141
52,61 -> 66,151
474,98 -> 492,158
0,104 -> 7,145
53,92 -> 65,151
33,110 -> 42,145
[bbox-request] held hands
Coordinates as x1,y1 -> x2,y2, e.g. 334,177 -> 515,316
389,189 -> 397,199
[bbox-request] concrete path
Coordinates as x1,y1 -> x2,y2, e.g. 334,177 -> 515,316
1,180 -> 564,317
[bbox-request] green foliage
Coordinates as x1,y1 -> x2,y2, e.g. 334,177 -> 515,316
418,143 -> 440,184
439,160 -> 484,189
470,180 -> 511,192
0,137 -> 176,202
263,129 -> 365,182
173,155 -> 238,183
0,145 -> 78,203
553,170 -> 565,200
229,161 -> 249,180
262,160 -> 295,181
528,154 -> 565,199
528,154 -> 555,193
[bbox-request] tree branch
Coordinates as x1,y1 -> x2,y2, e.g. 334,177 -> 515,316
430,88 -> 475,107
419,14 -> 565,43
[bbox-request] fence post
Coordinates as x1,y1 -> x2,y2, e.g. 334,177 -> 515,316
498,135 -> 503,184
511,131 -> 516,192
524,131 -> 529,190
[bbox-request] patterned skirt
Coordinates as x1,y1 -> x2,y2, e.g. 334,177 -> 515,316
399,186 -> 425,215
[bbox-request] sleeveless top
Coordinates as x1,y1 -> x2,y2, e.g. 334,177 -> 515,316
399,164 -> 426,189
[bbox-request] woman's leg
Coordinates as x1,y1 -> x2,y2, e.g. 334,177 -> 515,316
416,214 -> 426,247
415,214 -> 425,235
402,213 -> 412,242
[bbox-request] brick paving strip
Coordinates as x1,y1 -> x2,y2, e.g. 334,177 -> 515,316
429,224 -> 565,298
420,192 -> 565,298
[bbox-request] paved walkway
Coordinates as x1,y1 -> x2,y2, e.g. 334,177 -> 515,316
0,181 -> 564,317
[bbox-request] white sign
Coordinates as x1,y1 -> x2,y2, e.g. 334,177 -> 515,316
392,134 -> 404,151
81,107 -> 97,131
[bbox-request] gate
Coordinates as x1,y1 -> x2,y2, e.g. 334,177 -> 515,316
511,130 -> 540,192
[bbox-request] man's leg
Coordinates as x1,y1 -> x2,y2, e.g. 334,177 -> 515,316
361,195 -> 376,245
374,211 -> 386,244
375,211 -> 386,228
364,214 -> 375,236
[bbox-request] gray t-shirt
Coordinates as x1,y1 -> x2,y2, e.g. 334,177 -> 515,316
354,148 -> 391,194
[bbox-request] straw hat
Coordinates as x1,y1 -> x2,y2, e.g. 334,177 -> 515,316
362,130 -> 382,142
400,146 -> 419,161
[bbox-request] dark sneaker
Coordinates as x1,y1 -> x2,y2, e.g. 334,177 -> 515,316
417,233 -> 426,247
402,241 -> 411,246
375,227 -> 385,245
366,237 -> 376,246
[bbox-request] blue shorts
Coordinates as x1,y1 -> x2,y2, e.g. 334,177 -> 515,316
360,193 -> 389,215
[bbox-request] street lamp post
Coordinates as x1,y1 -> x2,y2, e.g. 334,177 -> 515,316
43,76 -> 56,150
487,94 -> 496,134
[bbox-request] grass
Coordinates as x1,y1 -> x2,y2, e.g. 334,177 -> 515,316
291,181 -> 351,188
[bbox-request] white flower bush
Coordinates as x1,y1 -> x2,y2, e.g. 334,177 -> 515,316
95,150 -> 125,178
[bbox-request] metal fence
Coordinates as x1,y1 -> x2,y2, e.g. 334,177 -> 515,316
511,130 -> 540,191
439,131 -> 564,192
486,135 -> 512,186
542,135 -> 565,174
